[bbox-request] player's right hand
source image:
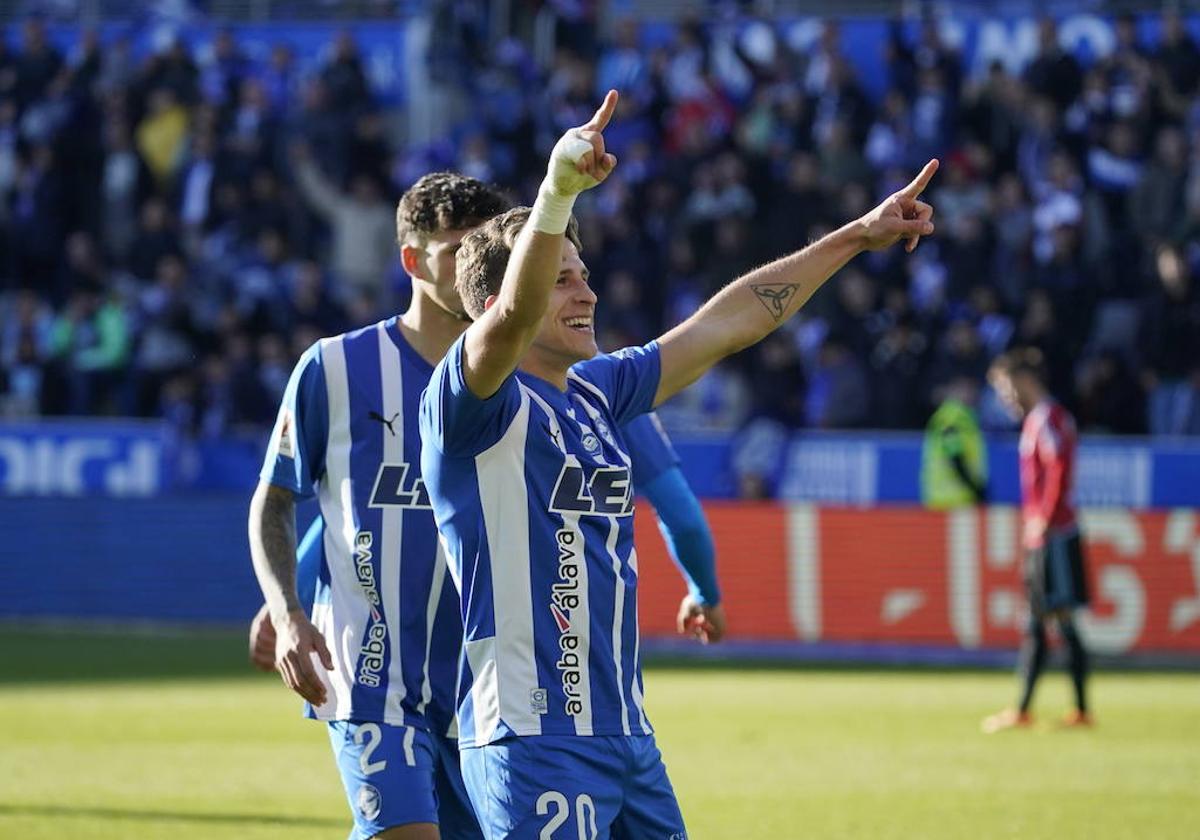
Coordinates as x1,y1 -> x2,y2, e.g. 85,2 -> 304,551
248,603 -> 276,672
273,609 -> 334,706
542,89 -> 619,197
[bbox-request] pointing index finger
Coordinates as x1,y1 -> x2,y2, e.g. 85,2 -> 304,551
583,89 -> 619,132
900,158 -> 940,199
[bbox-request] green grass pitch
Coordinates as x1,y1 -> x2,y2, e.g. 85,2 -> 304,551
0,629 -> 1197,839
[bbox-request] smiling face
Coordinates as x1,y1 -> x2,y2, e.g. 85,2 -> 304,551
528,238 -> 598,368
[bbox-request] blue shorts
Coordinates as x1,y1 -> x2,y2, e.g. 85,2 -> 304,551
1025,531 -> 1090,617
434,731 -> 487,840
328,721 -> 484,840
461,734 -> 687,840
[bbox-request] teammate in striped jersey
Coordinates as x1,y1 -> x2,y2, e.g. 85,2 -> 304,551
250,172 -> 509,840
419,90 -> 937,838
249,172 -> 722,840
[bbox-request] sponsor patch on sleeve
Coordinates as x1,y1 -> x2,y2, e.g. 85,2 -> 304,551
278,409 -> 295,459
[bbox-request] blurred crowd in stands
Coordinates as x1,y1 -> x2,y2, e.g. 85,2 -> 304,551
1,9 -> 1199,440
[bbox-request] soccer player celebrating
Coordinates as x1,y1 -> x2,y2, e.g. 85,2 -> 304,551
250,172 -> 508,840
419,90 -> 936,837
249,171 -> 723,840
982,348 -> 1092,733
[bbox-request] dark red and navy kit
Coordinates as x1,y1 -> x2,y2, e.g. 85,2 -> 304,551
1019,399 -> 1079,548
1019,399 -> 1088,614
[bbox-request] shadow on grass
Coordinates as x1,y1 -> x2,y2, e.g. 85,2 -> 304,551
2,626 -> 1189,685
0,803 -> 344,828
0,628 -> 262,685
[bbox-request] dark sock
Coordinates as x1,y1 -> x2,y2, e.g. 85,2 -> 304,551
1017,618 -> 1048,713
1060,616 -> 1089,713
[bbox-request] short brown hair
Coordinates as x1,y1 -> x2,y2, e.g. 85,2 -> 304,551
395,172 -> 509,247
990,347 -> 1047,384
455,206 -> 582,320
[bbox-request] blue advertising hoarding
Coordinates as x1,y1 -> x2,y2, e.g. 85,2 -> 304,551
0,421 -> 1194,508
666,432 -> 1197,510
0,420 -> 171,497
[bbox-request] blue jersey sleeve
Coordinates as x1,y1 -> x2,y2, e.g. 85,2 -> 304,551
640,466 -> 722,606
295,517 -> 323,613
260,342 -> 329,498
570,341 -> 661,426
622,412 -> 680,489
421,333 -> 524,457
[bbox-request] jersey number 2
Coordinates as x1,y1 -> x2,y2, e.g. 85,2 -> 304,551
536,790 -> 597,840
354,723 -> 387,776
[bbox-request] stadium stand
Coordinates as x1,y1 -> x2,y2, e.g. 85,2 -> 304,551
1,3 -> 1199,454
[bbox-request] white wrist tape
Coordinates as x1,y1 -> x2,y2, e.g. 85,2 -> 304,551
530,127 -> 600,234
529,187 -> 577,235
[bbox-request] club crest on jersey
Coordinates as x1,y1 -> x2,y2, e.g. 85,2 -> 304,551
356,783 -> 382,821
353,530 -> 387,688
552,528 -> 585,718
549,461 -> 634,517
369,462 -> 432,509
594,416 -> 615,446
581,432 -> 601,454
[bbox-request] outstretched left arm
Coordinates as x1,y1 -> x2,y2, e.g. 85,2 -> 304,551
653,160 -> 939,407
642,466 -> 725,644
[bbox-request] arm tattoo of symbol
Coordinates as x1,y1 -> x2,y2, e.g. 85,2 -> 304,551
750,283 -> 801,322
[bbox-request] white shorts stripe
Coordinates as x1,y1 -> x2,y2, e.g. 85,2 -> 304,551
402,724 -> 417,767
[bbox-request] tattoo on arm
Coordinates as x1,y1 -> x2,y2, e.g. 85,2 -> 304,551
750,283 -> 801,322
253,486 -> 300,613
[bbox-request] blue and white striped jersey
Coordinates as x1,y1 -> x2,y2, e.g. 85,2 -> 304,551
261,317 -> 461,736
419,334 -> 662,747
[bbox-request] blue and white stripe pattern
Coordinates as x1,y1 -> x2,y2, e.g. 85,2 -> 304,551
420,334 -> 661,748
261,318 -> 462,736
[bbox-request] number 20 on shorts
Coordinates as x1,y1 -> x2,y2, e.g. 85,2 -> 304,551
537,790 -> 598,840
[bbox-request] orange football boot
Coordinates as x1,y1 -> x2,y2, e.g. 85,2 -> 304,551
981,708 -> 1033,734
1059,710 -> 1094,728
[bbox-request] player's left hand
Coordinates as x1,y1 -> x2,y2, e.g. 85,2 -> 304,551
248,603 -> 277,672
677,596 -> 727,645
856,159 -> 938,253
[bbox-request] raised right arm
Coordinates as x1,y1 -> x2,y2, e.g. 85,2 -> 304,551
458,91 -> 619,398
